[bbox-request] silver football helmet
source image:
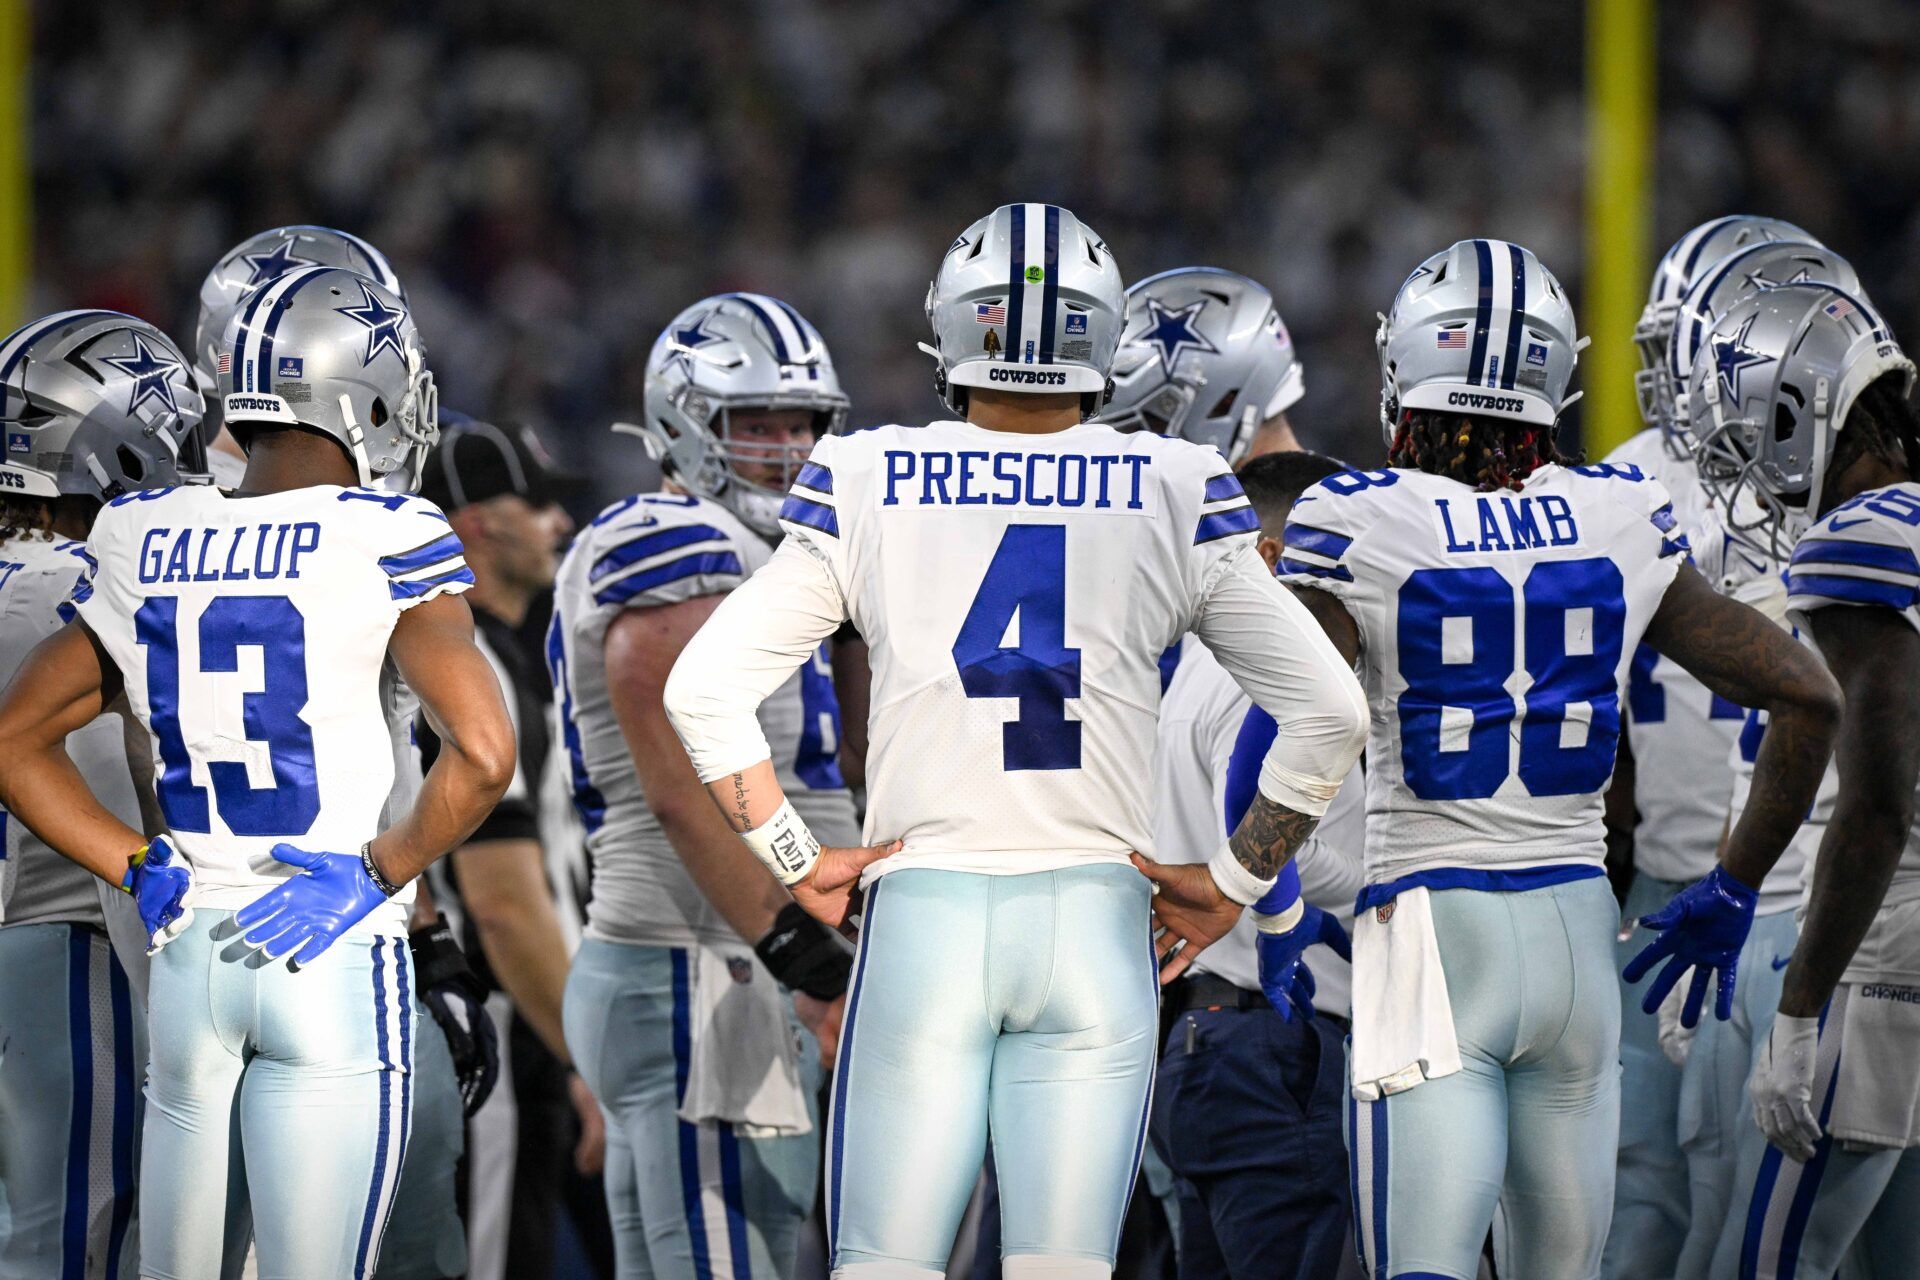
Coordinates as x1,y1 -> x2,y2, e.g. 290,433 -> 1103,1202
1376,239 -> 1582,446
194,225 -> 403,395
1664,240 -> 1864,452
922,203 -> 1124,416
0,310 -> 204,501
1689,283 -> 1913,561
1635,216 -> 1813,451
631,293 -> 848,537
221,267 -> 437,488
1098,268 -> 1303,463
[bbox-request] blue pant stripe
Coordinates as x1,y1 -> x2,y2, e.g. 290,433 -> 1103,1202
671,948 -> 714,1280
392,945 -> 414,1226
355,940 -> 394,1279
1113,932 -> 1158,1255
1369,1098 -> 1389,1280
104,945 -> 136,1280
829,879 -> 884,1259
1348,1085 -> 1366,1271
1741,1144 -> 1786,1278
718,1122 -> 752,1279
62,926 -> 92,1280
1773,1048 -> 1845,1277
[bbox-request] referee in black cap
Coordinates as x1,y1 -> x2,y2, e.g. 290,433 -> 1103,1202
414,414 -> 613,1280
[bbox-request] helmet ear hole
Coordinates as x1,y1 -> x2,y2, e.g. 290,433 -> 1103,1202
370,397 -> 389,428
1207,388 -> 1240,419
116,444 -> 145,483
1774,401 -> 1799,445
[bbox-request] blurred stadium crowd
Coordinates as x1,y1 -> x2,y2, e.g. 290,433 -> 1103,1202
32,0 -> 1920,503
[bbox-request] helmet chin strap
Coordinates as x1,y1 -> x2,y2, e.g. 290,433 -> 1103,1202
337,392 -> 378,487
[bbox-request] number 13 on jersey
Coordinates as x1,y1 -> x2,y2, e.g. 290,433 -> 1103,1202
952,525 -> 1083,771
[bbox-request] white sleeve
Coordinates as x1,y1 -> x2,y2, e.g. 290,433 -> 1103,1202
664,535 -> 848,783
1192,542 -> 1368,817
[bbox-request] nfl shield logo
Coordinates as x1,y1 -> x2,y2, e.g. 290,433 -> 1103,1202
1526,342 -> 1548,367
727,956 -> 753,985
276,356 -> 304,379
1375,902 -> 1395,925
1064,313 -> 1088,335
5,431 -> 26,454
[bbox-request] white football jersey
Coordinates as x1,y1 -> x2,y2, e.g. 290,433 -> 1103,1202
1786,482 -> 1920,937
550,490 -> 858,948
776,419 -> 1294,876
1605,430 -> 1748,883
0,534 -> 142,930
1279,462 -> 1687,883
72,483 -> 472,932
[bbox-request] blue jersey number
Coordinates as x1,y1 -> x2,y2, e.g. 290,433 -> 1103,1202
953,524 -> 1081,771
1396,558 -> 1627,800
135,595 -> 321,836
795,644 -> 846,789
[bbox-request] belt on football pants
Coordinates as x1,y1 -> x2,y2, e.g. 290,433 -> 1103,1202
1167,973 -> 1268,1015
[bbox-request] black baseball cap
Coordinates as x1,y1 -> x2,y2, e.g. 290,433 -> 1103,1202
420,412 -> 583,511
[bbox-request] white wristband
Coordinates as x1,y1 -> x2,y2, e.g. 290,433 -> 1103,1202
1206,840 -> 1274,907
1252,898 -> 1306,935
740,799 -> 821,886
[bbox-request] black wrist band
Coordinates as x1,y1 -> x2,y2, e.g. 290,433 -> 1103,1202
362,843 -> 402,897
754,902 -> 854,1001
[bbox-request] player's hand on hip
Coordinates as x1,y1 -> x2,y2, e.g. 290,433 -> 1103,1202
410,914 -> 501,1116
1622,864 -> 1759,1027
1254,902 -> 1349,1022
235,842 -> 396,966
794,992 -> 845,1068
791,838 -> 902,939
1131,852 -> 1242,984
1750,1011 -> 1823,1162
120,833 -> 195,954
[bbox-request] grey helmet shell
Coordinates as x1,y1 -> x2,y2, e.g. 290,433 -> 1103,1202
194,225 -> 402,395
923,203 -> 1124,413
635,293 -> 848,537
0,310 -> 204,501
1689,283 -> 1913,561
1098,267 -> 1303,464
221,267 -> 437,489
1376,239 -> 1581,447
1635,216 -> 1814,451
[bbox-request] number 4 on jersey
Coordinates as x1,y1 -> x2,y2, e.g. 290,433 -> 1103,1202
952,525 -> 1082,771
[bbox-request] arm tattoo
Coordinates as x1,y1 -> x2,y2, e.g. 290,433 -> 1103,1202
728,773 -> 751,833
1228,793 -> 1321,881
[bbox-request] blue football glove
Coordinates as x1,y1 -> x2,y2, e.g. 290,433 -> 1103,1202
411,914 -> 500,1117
1623,864 -> 1759,1027
235,843 -> 395,966
119,833 -> 194,952
1254,902 -> 1352,1022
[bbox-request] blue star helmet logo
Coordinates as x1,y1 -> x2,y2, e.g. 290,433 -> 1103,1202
665,311 -> 724,380
240,236 -> 320,288
1138,298 -> 1218,377
1713,313 -> 1774,403
102,332 -> 185,418
335,281 -> 410,367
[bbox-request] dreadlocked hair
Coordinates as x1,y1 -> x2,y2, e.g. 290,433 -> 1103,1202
0,496 -> 55,543
1387,408 -> 1579,492
1828,371 -> 1920,488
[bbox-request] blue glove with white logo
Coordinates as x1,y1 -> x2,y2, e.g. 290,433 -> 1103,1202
120,833 -> 194,953
1623,864 -> 1759,1027
235,843 -> 397,966
1255,902 -> 1352,1022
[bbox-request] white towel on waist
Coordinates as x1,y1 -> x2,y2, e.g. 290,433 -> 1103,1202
676,942 -> 814,1137
1349,886 -> 1463,1101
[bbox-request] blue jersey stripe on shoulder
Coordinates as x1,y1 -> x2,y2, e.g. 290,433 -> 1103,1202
781,494 -> 840,538
389,564 -> 475,601
594,551 -> 745,606
378,533 -> 463,577
1283,523 -> 1352,560
1194,505 -> 1260,545
1788,571 -> 1919,611
1279,556 -> 1354,582
795,462 -> 834,495
1203,473 -> 1244,504
589,524 -> 729,582
1790,537 -> 1920,576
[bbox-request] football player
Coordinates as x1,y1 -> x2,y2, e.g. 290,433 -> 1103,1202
1684,283 -> 1920,1278
0,266 -> 515,1280
191,225 -> 405,487
1100,267 -> 1307,460
661,202 -> 1368,1277
1278,239 -> 1839,1280
1602,216 -> 1846,1279
0,311 -> 202,1280
549,293 -> 861,1278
